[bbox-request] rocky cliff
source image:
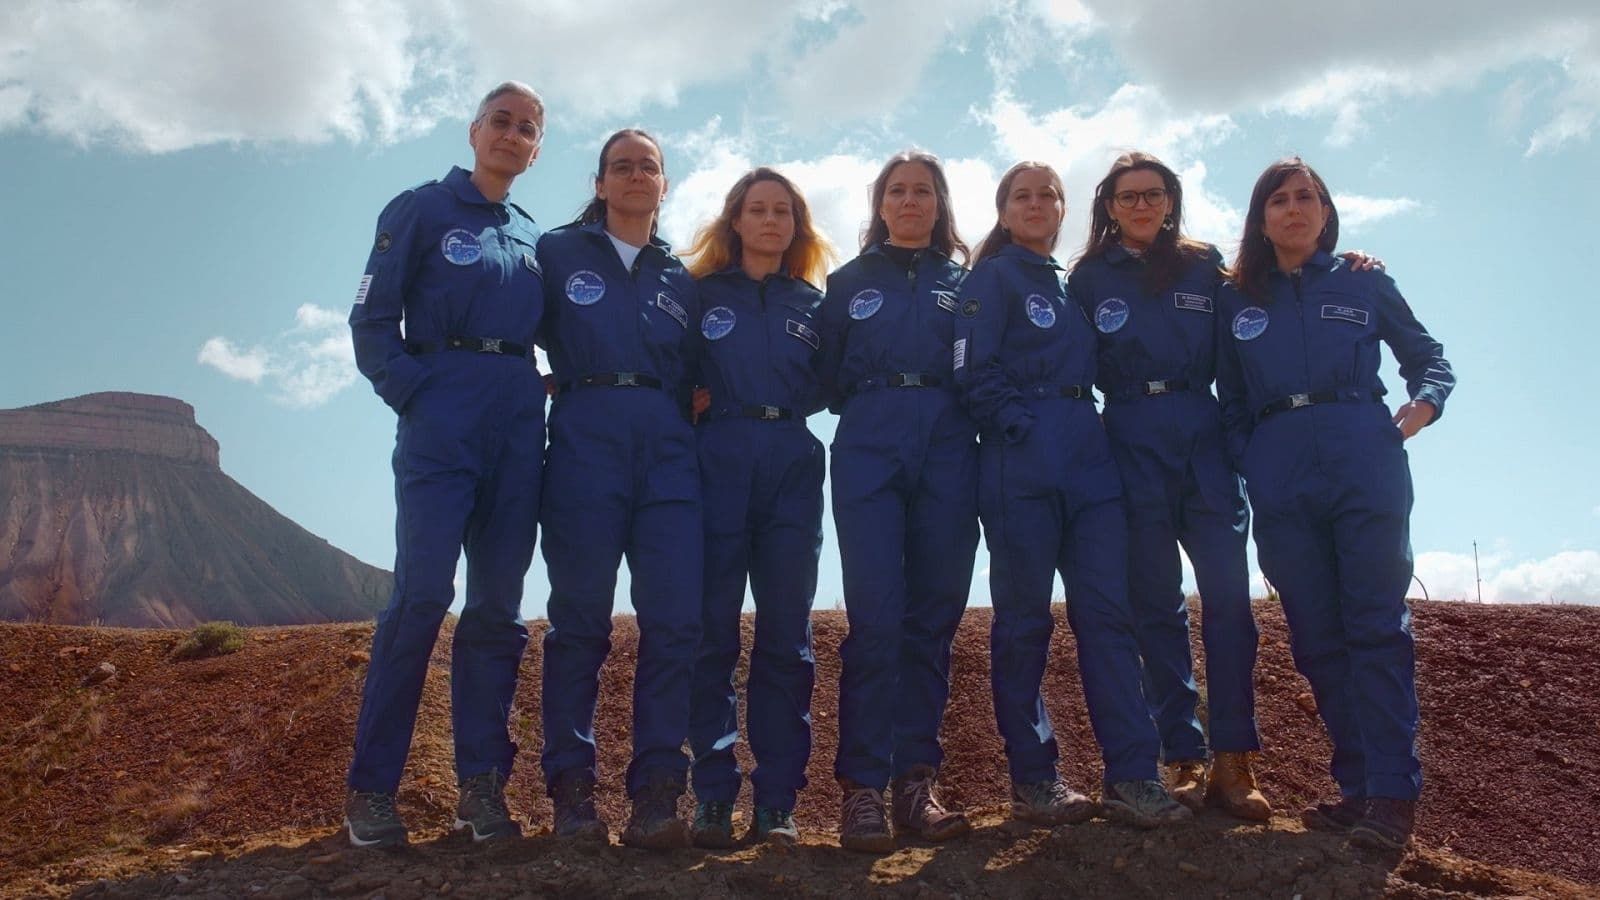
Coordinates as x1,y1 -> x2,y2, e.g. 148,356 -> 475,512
0,393 -> 391,626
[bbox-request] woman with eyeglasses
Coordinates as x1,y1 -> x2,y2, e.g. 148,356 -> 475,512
535,128 -> 703,851
1068,151 -> 1272,821
1216,157 -> 1452,850
957,161 -> 1190,831
817,150 -> 978,853
344,81 -> 547,849
678,167 -> 836,849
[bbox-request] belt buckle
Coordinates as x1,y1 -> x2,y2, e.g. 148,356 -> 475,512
481,338 -> 502,354
760,405 -> 781,420
1146,380 -> 1168,395
1289,392 -> 1311,409
899,373 -> 924,387
616,372 -> 639,387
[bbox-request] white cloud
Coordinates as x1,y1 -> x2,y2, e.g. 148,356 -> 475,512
1414,548 -> 1600,605
199,303 -> 358,408
1074,0 -> 1600,152
1333,194 -> 1422,232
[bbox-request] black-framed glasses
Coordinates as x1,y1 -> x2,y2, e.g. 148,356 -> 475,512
1113,188 -> 1169,209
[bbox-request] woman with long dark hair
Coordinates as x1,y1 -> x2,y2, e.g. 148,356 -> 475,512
957,161 -> 1190,830
1068,151 -> 1270,821
679,167 -> 836,848
1216,157 -> 1453,850
818,150 -> 978,853
535,128 -> 703,851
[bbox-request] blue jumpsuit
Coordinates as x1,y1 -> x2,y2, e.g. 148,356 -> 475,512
688,266 -> 826,814
819,243 -> 979,790
1215,251 -> 1453,802
347,166 -> 545,793
1069,245 -> 1259,762
535,221 -> 703,798
954,243 -> 1161,786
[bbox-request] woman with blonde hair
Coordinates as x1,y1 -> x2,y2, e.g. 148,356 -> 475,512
679,167 -> 835,847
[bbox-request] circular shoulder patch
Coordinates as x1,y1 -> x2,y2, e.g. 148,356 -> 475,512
961,298 -> 981,317
1094,297 -> 1130,334
848,289 -> 884,321
701,306 -> 737,341
374,232 -> 393,253
1232,306 -> 1270,341
440,228 -> 482,265
1025,294 -> 1056,329
565,270 -> 606,306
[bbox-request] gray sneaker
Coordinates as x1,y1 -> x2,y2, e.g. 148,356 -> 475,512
1101,779 -> 1194,829
752,806 -> 799,846
344,790 -> 408,848
453,770 -> 521,842
1011,777 -> 1098,826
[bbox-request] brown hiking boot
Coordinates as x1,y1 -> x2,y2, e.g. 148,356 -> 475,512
1165,760 -> 1207,812
891,765 -> 969,842
838,780 -> 895,854
1301,795 -> 1364,833
1205,752 -> 1272,821
1350,797 -> 1416,850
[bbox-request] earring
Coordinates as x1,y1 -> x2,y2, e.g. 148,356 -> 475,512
1109,221 -> 1121,235
1161,216 -> 1174,232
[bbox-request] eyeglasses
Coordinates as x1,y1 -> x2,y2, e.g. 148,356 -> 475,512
607,159 -> 663,179
477,113 -> 541,144
1112,188 -> 1169,209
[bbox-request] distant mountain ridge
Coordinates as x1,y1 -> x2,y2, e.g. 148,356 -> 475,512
0,392 -> 390,626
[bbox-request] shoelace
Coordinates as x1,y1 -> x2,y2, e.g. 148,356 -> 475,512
356,791 -> 398,820
636,781 -> 681,816
1211,755 -> 1257,787
841,787 -> 887,831
900,773 -> 941,819
698,801 -> 733,825
1119,780 -> 1171,810
464,773 -> 509,817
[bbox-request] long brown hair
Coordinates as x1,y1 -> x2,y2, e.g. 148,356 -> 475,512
1230,157 -> 1340,300
860,150 -> 970,263
681,167 -> 837,286
574,128 -> 665,237
1073,151 -> 1211,292
972,161 -> 1065,265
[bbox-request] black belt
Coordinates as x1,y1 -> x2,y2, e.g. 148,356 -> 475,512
405,335 -> 535,360
854,372 -> 943,393
705,404 -> 795,422
559,372 -> 664,392
1107,378 -> 1192,401
1258,389 -> 1383,421
1023,383 -> 1090,400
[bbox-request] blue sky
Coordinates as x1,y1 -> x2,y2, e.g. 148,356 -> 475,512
3,1 -> 1597,615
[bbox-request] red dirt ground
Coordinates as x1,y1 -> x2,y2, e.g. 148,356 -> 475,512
1,600 -> 1596,898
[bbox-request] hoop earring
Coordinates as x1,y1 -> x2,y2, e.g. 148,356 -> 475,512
1161,216 -> 1174,232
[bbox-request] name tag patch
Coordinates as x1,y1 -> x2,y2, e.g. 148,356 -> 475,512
1322,304 -> 1369,325
1174,292 -> 1212,313
701,306 -> 736,341
566,270 -> 606,306
953,338 -> 967,370
934,290 -> 958,313
656,292 -> 688,328
849,289 -> 884,320
354,274 -> 372,305
787,319 -> 819,349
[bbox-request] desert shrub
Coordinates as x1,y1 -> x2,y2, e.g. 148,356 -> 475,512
171,621 -> 246,661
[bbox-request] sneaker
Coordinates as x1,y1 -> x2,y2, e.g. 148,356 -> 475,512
1010,777 -> 1098,827
690,800 -> 736,849
1204,752 -> 1272,821
1165,760 -> 1207,812
1350,797 -> 1416,850
891,765 -> 969,841
838,781 -> 895,854
550,770 -> 609,843
620,776 -> 690,851
752,806 -> 800,846
344,790 -> 408,848
1101,779 -> 1194,829
1300,795 -> 1364,833
452,770 -> 521,842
